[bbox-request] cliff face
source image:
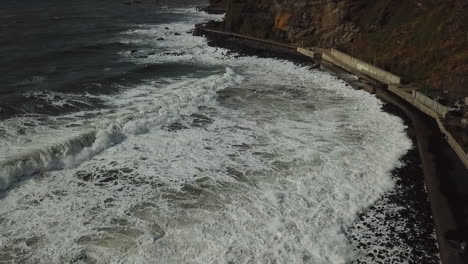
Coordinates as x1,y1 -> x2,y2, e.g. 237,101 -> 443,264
207,0 -> 229,9
218,0 -> 468,97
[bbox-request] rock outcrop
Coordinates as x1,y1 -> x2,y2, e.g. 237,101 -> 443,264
207,0 -> 229,9
201,0 -> 229,13
214,0 -> 468,97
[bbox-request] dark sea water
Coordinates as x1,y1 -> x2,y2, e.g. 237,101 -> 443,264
0,0 -> 205,118
0,1 -> 439,263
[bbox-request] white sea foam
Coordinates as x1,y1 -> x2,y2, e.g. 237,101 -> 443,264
0,67 -> 242,191
25,90 -> 95,109
0,6 -> 414,264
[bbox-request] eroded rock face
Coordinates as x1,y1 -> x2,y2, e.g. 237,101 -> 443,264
217,0 -> 468,96
207,0 -> 229,9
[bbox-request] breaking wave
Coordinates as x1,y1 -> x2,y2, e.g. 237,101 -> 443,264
0,6 -> 417,264
0,67 -> 243,191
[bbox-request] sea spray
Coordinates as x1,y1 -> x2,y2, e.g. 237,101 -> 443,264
0,6 -> 416,264
0,67 -> 243,191
0,130 -> 96,191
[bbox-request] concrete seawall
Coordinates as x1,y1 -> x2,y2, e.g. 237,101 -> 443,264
436,118 -> 468,169
198,26 -> 468,264
314,48 -> 468,264
373,88 -> 466,264
297,47 -> 317,58
329,49 -> 401,85
299,47 -> 401,85
388,86 -> 448,119
305,46 -> 468,264
312,47 -> 466,169
413,90 -> 449,118
198,29 -> 467,170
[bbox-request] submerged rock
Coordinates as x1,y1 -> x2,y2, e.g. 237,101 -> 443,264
163,122 -> 189,132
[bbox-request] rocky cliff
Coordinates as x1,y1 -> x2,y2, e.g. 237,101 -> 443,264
211,0 -> 468,97
206,0 -> 229,9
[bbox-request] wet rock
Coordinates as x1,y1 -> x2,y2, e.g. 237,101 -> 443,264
120,168 -> 133,173
163,122 -> 188,132
104,198 -> 114,204
150,223 -> 166,241
232,143 -> 252,150
76,171 -> 95,181
191,113 -> 213,127
100,175 -> 118,183
226,167 -> 248,182
347,148 -> 439,263
162,51 -> 184,56
71,250 -> 97,264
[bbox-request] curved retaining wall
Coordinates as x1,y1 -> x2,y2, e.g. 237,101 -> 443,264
197,27 -> 468,170
329,49 -> 401,84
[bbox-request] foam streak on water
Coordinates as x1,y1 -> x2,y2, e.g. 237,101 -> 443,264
0,8 -> 412,264
0,67 -> 242,190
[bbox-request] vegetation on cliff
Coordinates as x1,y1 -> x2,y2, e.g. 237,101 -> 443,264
209,0 -> 468,98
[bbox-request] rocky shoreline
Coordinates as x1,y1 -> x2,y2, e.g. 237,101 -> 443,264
206,0 -> 468,97
195,28 -> 442,263
348,103 -> 439,264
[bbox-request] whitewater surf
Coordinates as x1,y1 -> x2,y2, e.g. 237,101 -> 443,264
0,2 -> 437,264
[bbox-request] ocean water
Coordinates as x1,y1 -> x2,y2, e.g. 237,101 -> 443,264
0,1 -> 419,263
